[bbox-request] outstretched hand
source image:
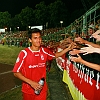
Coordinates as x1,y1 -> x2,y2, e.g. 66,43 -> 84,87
59,37 -> 73,49
92,30 -> 100,35
80,44 -> 95,55
67,42 -> 77,50
69,49 -> 81,55
74,37 -> 86,44
70,54 -> 82,63
92,30 -> 100,41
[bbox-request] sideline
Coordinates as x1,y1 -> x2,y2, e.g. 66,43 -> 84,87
47,59 -> 73,100
0,85 -> 21,96
0,71 -> 12,75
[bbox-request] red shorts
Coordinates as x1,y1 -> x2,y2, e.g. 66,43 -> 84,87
22,91 -> 47,100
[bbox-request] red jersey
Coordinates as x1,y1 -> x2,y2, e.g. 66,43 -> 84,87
13,47 -> 55,95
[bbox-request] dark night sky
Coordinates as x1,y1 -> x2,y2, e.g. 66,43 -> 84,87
0,0 -> 84,17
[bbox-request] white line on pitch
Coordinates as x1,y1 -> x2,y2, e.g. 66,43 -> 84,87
0,71 -> 12,75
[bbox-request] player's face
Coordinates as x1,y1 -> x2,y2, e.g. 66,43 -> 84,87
29,32 -> 42,47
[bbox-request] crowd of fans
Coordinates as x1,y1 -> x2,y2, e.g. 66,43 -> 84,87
0,27 -> 64,46
0,18 -> 100,47
0,31 -> 29,47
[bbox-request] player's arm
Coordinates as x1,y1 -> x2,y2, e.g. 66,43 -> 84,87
55,42 -> 76,58
13,50 -> 42,91
14,72 -> 42,91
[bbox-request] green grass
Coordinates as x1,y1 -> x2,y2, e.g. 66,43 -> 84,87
0,44 -> 24,65
0,86 -> 50,100
0,86 -> 22,100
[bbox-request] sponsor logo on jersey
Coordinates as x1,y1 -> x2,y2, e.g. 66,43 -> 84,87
29,63 -> 45,68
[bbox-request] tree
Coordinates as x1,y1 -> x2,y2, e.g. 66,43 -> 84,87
11,14 -> 22,31
48,0 -> 69,28
18,6 -> 34,30
0,11 -> 11,29
81,0 -> 99,11
34,1 -> 49,29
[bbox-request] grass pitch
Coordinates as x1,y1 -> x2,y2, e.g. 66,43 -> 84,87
0,44 -> 24,65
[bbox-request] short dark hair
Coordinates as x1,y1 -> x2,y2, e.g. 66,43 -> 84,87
28,28 -> 41,39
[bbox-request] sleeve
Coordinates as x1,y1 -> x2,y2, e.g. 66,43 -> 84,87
45,48 -> 55,61
12,50 -> 27,72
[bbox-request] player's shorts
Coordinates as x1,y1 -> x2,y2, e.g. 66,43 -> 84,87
22,91 -> 47,100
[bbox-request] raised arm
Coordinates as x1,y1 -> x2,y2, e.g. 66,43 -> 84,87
74,37 -> 100,48
55,42 -> 76,58
92,30 -> 100,41
70,54 -> 100,71
80,44 -> 100,55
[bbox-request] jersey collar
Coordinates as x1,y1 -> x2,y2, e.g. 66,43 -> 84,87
28,47 -> 40,53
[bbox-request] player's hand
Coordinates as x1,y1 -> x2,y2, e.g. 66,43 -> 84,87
67,42 -> 77,50
30,81 -> 43,91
